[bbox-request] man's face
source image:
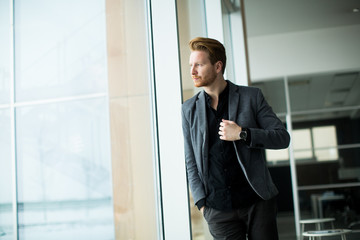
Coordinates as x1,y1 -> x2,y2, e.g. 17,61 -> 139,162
189,50 -> 218,88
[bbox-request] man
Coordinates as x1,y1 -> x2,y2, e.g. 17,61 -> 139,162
181,37 -> 290,240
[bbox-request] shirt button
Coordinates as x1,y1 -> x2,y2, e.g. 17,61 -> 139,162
224,168 -> 227,172
228,186 -> 231,189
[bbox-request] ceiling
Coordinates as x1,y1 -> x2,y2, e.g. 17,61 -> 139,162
244,0 -> 360,37
243,0 -> 360,123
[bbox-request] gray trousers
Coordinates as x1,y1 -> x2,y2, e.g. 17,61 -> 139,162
203,197 -> 279,240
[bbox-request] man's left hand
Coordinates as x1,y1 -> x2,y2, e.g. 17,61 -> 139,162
219,119 -> 241,141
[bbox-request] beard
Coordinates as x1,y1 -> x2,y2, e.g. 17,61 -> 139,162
192,72 -> 217,88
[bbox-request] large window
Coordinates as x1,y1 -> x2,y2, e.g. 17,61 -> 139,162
1,0 -> 115,239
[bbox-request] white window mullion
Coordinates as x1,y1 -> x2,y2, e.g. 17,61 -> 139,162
150,0 -> 191,239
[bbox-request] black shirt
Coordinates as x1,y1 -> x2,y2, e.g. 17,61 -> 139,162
197,82 -> 259,211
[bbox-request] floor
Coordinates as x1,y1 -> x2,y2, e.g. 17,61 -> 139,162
191,209 -> 360,240
278,212 -> 360,240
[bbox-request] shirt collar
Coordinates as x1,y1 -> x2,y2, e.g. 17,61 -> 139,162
204,82 -> 229,107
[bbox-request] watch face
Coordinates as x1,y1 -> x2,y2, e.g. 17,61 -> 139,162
240,131 -> 247,139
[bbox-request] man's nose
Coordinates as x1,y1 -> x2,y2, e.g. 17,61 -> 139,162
191,66 -> 197,75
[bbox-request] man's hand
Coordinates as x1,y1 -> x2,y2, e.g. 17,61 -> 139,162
219,119 -> 241,141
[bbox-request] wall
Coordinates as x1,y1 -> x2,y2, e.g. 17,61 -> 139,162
248,24 -> 360,81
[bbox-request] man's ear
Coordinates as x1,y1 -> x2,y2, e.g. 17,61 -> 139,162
215,61 -> 223,73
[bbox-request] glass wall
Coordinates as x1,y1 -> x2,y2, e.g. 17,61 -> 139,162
1,0 -> 115,239
288,73 -> 360,226
244,0 -> 360,238
253,73 -> 360,238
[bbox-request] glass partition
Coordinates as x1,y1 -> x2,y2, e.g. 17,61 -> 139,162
255,74 -> 360,237
252,79 -> 295,237
289,73 -> 360,226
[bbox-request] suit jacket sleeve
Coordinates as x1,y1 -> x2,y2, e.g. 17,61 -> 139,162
248,88 -> 290,149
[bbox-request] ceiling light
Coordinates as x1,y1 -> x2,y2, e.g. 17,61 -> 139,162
353,8 -> 359,13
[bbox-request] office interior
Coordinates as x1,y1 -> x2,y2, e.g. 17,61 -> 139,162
1,0 -> 360,239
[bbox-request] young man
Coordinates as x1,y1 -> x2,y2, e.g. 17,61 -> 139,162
181,37 -> 290,240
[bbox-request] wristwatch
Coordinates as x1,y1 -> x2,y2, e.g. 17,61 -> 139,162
239,129 -> 247,141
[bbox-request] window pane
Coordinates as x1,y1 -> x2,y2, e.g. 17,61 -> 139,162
0,109 -> 13,240
15,0 -> 108,102
338,147 -> 360,181
293,129 -> 312,160
313,126 -> 338,161
0,0 -> 10,104
266,149 -> 289,163
178,0 -> 207,102
16,99 -> 114,240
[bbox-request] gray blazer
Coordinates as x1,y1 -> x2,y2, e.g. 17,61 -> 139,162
181,81 -> 290,206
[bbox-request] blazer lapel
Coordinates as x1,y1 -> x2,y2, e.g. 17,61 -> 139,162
196,91 -> 208,176
228,81 -> 240,122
